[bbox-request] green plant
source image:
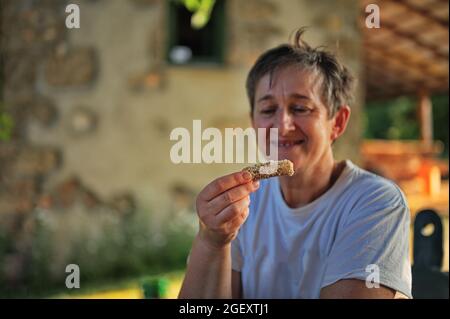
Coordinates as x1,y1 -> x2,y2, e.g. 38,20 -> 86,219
0,108 -> 13,141
431,94 -> 449,158
364,96 -> 420,141
173,0 -> 216,29
0,204 -> 197,298
364,94 -> 449,158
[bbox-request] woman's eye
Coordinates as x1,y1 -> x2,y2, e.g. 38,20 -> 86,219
292,106 -> 310,114
260,107 -> 277,115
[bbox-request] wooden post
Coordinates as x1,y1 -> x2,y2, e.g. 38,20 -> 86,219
417,90 -> 441,196
417,90 -> 433,152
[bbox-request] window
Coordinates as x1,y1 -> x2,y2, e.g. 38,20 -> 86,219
167,0 -> 226,65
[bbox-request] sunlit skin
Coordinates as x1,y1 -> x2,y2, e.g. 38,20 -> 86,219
251,66 -> 350,208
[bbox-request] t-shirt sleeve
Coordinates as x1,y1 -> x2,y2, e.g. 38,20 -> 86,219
322,185 -> 413,298
231,235 -> 243,272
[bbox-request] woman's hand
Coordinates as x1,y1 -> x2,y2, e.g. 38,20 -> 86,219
196,171 -> 260,249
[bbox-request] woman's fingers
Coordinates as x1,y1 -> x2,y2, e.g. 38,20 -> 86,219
207,180 -> 259,215
199,171 -> 253,202
195,170 -> 258,248
212,196 -> 250,228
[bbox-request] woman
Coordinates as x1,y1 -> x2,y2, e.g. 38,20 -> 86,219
178,28 -> 412,299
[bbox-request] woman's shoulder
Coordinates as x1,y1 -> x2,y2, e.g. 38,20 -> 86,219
344,160 -> 408,208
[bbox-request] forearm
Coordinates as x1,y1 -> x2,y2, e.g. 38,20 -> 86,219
178,234 -> 232,299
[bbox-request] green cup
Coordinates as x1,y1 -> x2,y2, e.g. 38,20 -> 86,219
141,277 -> 169,299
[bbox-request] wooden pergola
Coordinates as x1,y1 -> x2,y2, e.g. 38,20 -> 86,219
361,0 -> 449,147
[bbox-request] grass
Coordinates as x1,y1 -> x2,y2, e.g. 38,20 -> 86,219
53,270 -> 185,299
0,269 -> 185,299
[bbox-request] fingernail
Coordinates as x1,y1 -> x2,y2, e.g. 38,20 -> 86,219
243,172 -> 252,180
253,181 -> 260,188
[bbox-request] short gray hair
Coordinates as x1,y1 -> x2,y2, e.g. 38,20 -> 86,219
246,27 -> 355,118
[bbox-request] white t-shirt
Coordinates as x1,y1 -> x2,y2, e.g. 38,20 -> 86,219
231,160 -> 412,299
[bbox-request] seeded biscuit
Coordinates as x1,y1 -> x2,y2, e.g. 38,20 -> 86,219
242,160 -> 294,180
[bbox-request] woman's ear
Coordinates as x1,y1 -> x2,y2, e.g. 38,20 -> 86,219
331,105 -> 351,142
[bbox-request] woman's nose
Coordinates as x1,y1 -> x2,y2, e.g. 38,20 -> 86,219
276,109 -> 295,135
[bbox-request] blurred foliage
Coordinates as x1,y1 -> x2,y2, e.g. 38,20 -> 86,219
364,94 -> 449,158
0,103 -> 13,141
174,0 -> 216,29
431,94 -> 449,158
0,206 -> 197,298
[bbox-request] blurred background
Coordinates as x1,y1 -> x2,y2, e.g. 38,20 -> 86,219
0,0 -> 448,298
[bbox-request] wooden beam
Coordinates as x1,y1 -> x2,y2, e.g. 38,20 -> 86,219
365,64 -> 407,87
365,50 -> 449,86
361,6 -> 449,61
365,65 -> 412,98
365,54 -> 423,84
367,85 -> 448,102
364,42 -> 449,80
395,0 -> 449,28
364,58 -> 448,99
380,20 -> 448,61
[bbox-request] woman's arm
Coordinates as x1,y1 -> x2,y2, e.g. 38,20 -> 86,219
178,235 -> 232,298
320,279 -> 396,299
178,171 -> 258,299
232,270 -> 242,299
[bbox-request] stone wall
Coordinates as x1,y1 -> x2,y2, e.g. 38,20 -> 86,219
0,0 -> 66,287
0,0 -> 364,288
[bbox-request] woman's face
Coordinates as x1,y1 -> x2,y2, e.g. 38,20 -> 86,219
251,66 -> 338,174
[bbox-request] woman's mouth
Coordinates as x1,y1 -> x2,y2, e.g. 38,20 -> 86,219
272,140 -> 305,149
